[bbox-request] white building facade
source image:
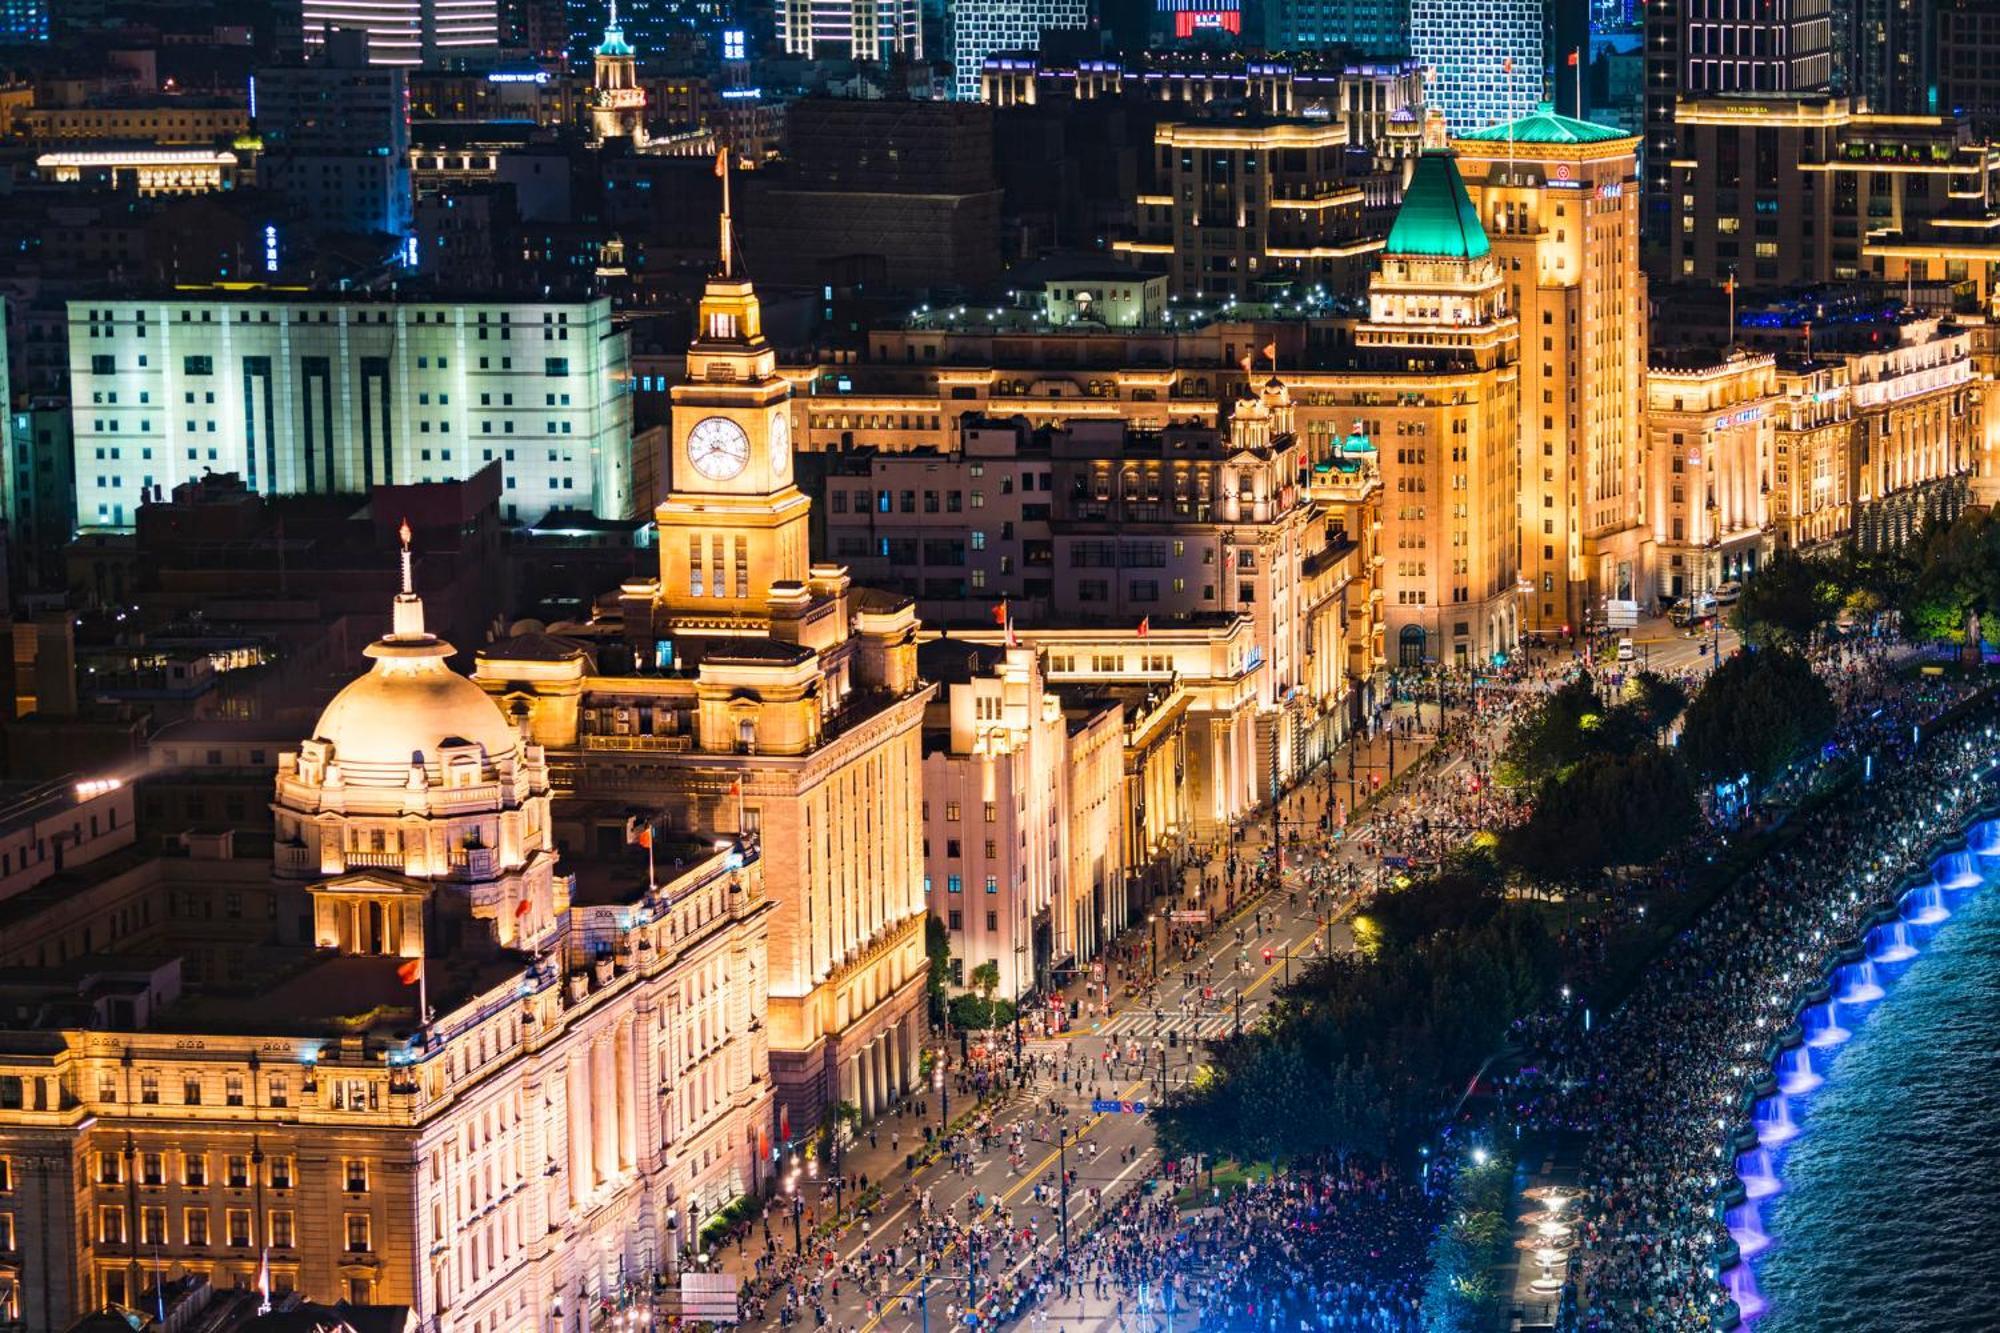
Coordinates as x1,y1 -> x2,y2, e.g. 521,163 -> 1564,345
777,0 -> 922,62
947,0 -> 1087,101
1411,0 -> 1542,132
68,291 -> 634,530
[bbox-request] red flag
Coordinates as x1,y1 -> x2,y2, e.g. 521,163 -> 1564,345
636,824 -> 652,850
1567,48 -> 1579,66
397,959 -> 422,986
992,601 -> 1008,627
515,898 -> 532,918
730,780 -> 741,796
715,147 -> 729,178
1260,341 -> 1277,363
1136,616 -> 1150,638
1503,57 -> 1514,74
1238,353 -> 1252,375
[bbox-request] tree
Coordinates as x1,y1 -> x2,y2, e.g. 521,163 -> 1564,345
1730,548 -> 1837,649
1623,670 -> 1688,735
924,917 -> 952,1026
1502,749 -> 1699,886
969,960 -> 1001,1005
1495,676 -> 1605,787
1679,647 -> 1836,789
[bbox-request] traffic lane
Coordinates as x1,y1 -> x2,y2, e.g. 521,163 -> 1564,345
867,1144 -> 1164,1333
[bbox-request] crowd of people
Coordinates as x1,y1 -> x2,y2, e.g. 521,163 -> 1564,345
1516,657 -> 1989,1329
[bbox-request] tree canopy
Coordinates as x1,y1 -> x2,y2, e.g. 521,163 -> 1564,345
1730,548 -> 1840,649
1678,646 -> 1836,788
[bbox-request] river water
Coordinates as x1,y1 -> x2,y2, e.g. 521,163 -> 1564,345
1754,866 -> 2000,1331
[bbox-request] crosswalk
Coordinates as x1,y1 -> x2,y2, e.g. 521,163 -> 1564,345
1092,1006 -> 1243,1041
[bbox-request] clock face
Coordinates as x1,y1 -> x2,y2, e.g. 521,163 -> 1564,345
687,416 -> 750,481
769,412 -> 791,476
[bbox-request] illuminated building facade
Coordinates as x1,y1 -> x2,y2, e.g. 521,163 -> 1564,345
1667,98 -> 2000,291
1115,119 -> 1379,299
476,217 -> 935,1134
66,291 -> 634,531
1644,348 -> 1776,599
1410,0 -> 1542,132
34,150 -> 241,196
1455,108 -> 1649,632
1347,149 -> 1522,663
589,4 -> 648,144
0,563 -> 772,1333
776,0 -> 921,62
298,0 -> 501,67
947,0 -> 1089,100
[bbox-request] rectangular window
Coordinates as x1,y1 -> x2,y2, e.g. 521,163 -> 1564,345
544,357 -> 569,376
227,1208 -> 251,1247
345,1213 -> 372,1252
100,1206 -> 125,1245
184,1208 -> 209,1247
270,1210 -> 295,1249
184,1154 -> 205,1187
226,1155 -> 249,1188
345,1160 -> 368,1192
985,875 -> 999,894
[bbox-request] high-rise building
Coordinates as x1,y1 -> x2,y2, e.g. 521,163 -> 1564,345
67,291 -> 635,531
299,0 -> 501,66
1665,97 -> 2000,291
1412,0 -> 1544,131
1259,0 -> 1410,54
1455,107 -> 1648,632
255,30 -> 415,237
1939,0 -> 2000,136
475,204 -> 937,1132
1642,0 -> 1831,258
1350,149 -> 1524,662
1113,119 -> 1380,300
1846,0 -> 1934,115
776,0 -> 922,60
947,0 -> 1088,100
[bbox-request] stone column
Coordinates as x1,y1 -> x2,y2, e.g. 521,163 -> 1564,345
567,1048 -> 592,1209
884,1025 -> 902,1102
615,1021 -> 638,1174
592,1037 -> 617,1187
842,1053 -> 861,1118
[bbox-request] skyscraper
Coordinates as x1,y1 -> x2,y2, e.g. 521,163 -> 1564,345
1259,0 -> 1410,54
255,30 -> 415,237
1412,0 -> 1545,131
298,0 -> 501,66
949,0 -> 1087,99
1642,0 -> 1830,260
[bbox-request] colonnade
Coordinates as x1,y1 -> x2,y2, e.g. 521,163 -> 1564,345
837,1013 -> 922,1121
563,1017 -> 645,1209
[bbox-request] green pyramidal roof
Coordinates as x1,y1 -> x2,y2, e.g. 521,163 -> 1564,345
1384,150 -> 1490,261
1459,105 -> 1632,145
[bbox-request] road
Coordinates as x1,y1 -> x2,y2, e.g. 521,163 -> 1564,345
727,636 -> 1730,1331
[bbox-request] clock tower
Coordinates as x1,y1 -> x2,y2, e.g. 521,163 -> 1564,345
657,152 -> 811,617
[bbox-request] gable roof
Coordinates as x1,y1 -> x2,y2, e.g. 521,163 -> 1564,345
1384,151 -> 1491,261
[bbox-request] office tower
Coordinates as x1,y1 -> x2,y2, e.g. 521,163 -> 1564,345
1938,0 -> 2000,133
1455,108 -> 1648,633
67,292 -> 635,531
255,30 -> 415,237
1847,0 -> 1933,113
1259,0 -> 1410,54
1412,0 -> 1545,131
1114,118 -> 1375,299
299,0 -> 502,66
776,0 -> 922,59
948,0 -> 1088,99
1642,0 -> 1831,258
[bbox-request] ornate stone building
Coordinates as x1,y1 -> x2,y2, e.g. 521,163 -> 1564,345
0,547 -> 773,1333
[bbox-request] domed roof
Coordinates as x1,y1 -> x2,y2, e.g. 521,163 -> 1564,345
313,654 -> 518,776
308,524 -> 518,779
